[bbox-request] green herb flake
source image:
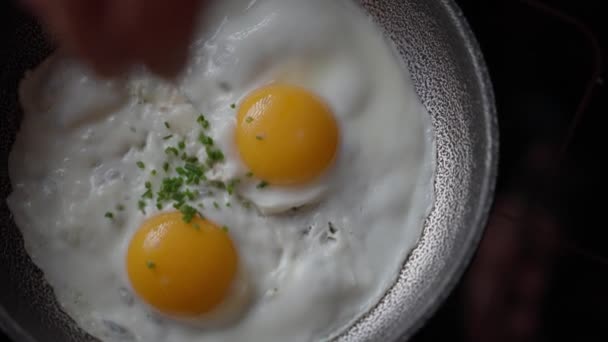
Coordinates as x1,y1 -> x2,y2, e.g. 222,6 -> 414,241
230,103 -> 236,109
246,171 -> 254,178
209,180 -> 226,189
193,223 -> 201,230
226,179 -> 240,195
164,122 -> 171,129
136,161 -> 145,169
213,201 -> 220,209
146,261 -> 156,269
237,195 -> 252,209
199,133 -> 214,146
142,181 -> 154,199
151,169 -> 157,176
205,147 -> 225,166
176,162 -> 207,185
165,147 -> 179,156
245,117 -> 254,123
104,212 -> 114,219
178,140 -> 186,150
180,204 -> 198,223
255,135 -> 264,141
142,189 -> 153,199
163,162 -> 170,172
257,181 -> 269,189
222,226 -> 229,232
197,115 -> 210,129
138,200 -> 146,214
116,204 -> 125,211
184,189 -> 199,201
328,221 -> 337,234
162,134 -> 173,140
226,202 -> 232,208
156,177 -> 184,204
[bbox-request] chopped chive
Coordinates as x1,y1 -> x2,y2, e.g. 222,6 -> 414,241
205,147 -> 224,166
226,179 -> 240,195
162,134 -> 173,140
198,203 -> 205,209
176,163 -> 207,185
213,201 -> 220,209
226,202 -> 231,208
328,221 -> 337,234
179,204 -> 198,223
230,103 -> 236,109
145,181 -> 152,189
209,180 -> 225,189
151,169 -> 157,176
164,122 -> 171,129
222,226 -> 229,232
197,115 -> 210,129
142,189 -> 153,199
116,204 -> 125,211
199,133 -> 214,146
255,135 -> 264,141
104,212 -> 114,219
165,147 -> 179,156
237,195 -> 252,209
156,177 -> 184,204
163,162 -> 170,172
257,181 -> 269,189
136,161 -> 145,169
245,117 -> 254,123
184,189 -> 198,201
178,140 -> 186,150
146,261 -> 156,269
138,200 -> 146,214
246,171 -> 254,178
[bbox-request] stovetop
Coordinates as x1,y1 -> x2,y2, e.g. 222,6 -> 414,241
2,0 -> 606,341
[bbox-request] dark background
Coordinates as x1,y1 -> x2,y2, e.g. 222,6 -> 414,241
413,0 -> 606,342
2,0 -> 606,341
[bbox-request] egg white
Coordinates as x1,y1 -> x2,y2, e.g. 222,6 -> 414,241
7,0 -> 435,341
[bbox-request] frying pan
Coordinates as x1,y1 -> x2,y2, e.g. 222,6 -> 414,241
0,0 -> 498,341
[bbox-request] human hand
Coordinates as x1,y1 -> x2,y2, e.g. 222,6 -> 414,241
23,0 -> 205,78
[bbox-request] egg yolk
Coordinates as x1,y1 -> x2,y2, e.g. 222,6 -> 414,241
126,212 -> 238,317
235,84 -> 339,185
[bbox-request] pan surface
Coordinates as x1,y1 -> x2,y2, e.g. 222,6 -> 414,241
0,0 -> 497,341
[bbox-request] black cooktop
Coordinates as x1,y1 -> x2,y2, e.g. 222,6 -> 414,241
2,0 -> 606,341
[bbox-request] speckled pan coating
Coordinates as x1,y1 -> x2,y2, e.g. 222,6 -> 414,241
0,0 -> 497,341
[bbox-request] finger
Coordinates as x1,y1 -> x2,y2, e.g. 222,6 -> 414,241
140,0 -> 202,78
106,0 -> 203,78
31,0 -> 134,76
61,0 -> 137,76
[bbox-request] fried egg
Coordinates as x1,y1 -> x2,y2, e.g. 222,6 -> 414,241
7,0 -> 435,341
